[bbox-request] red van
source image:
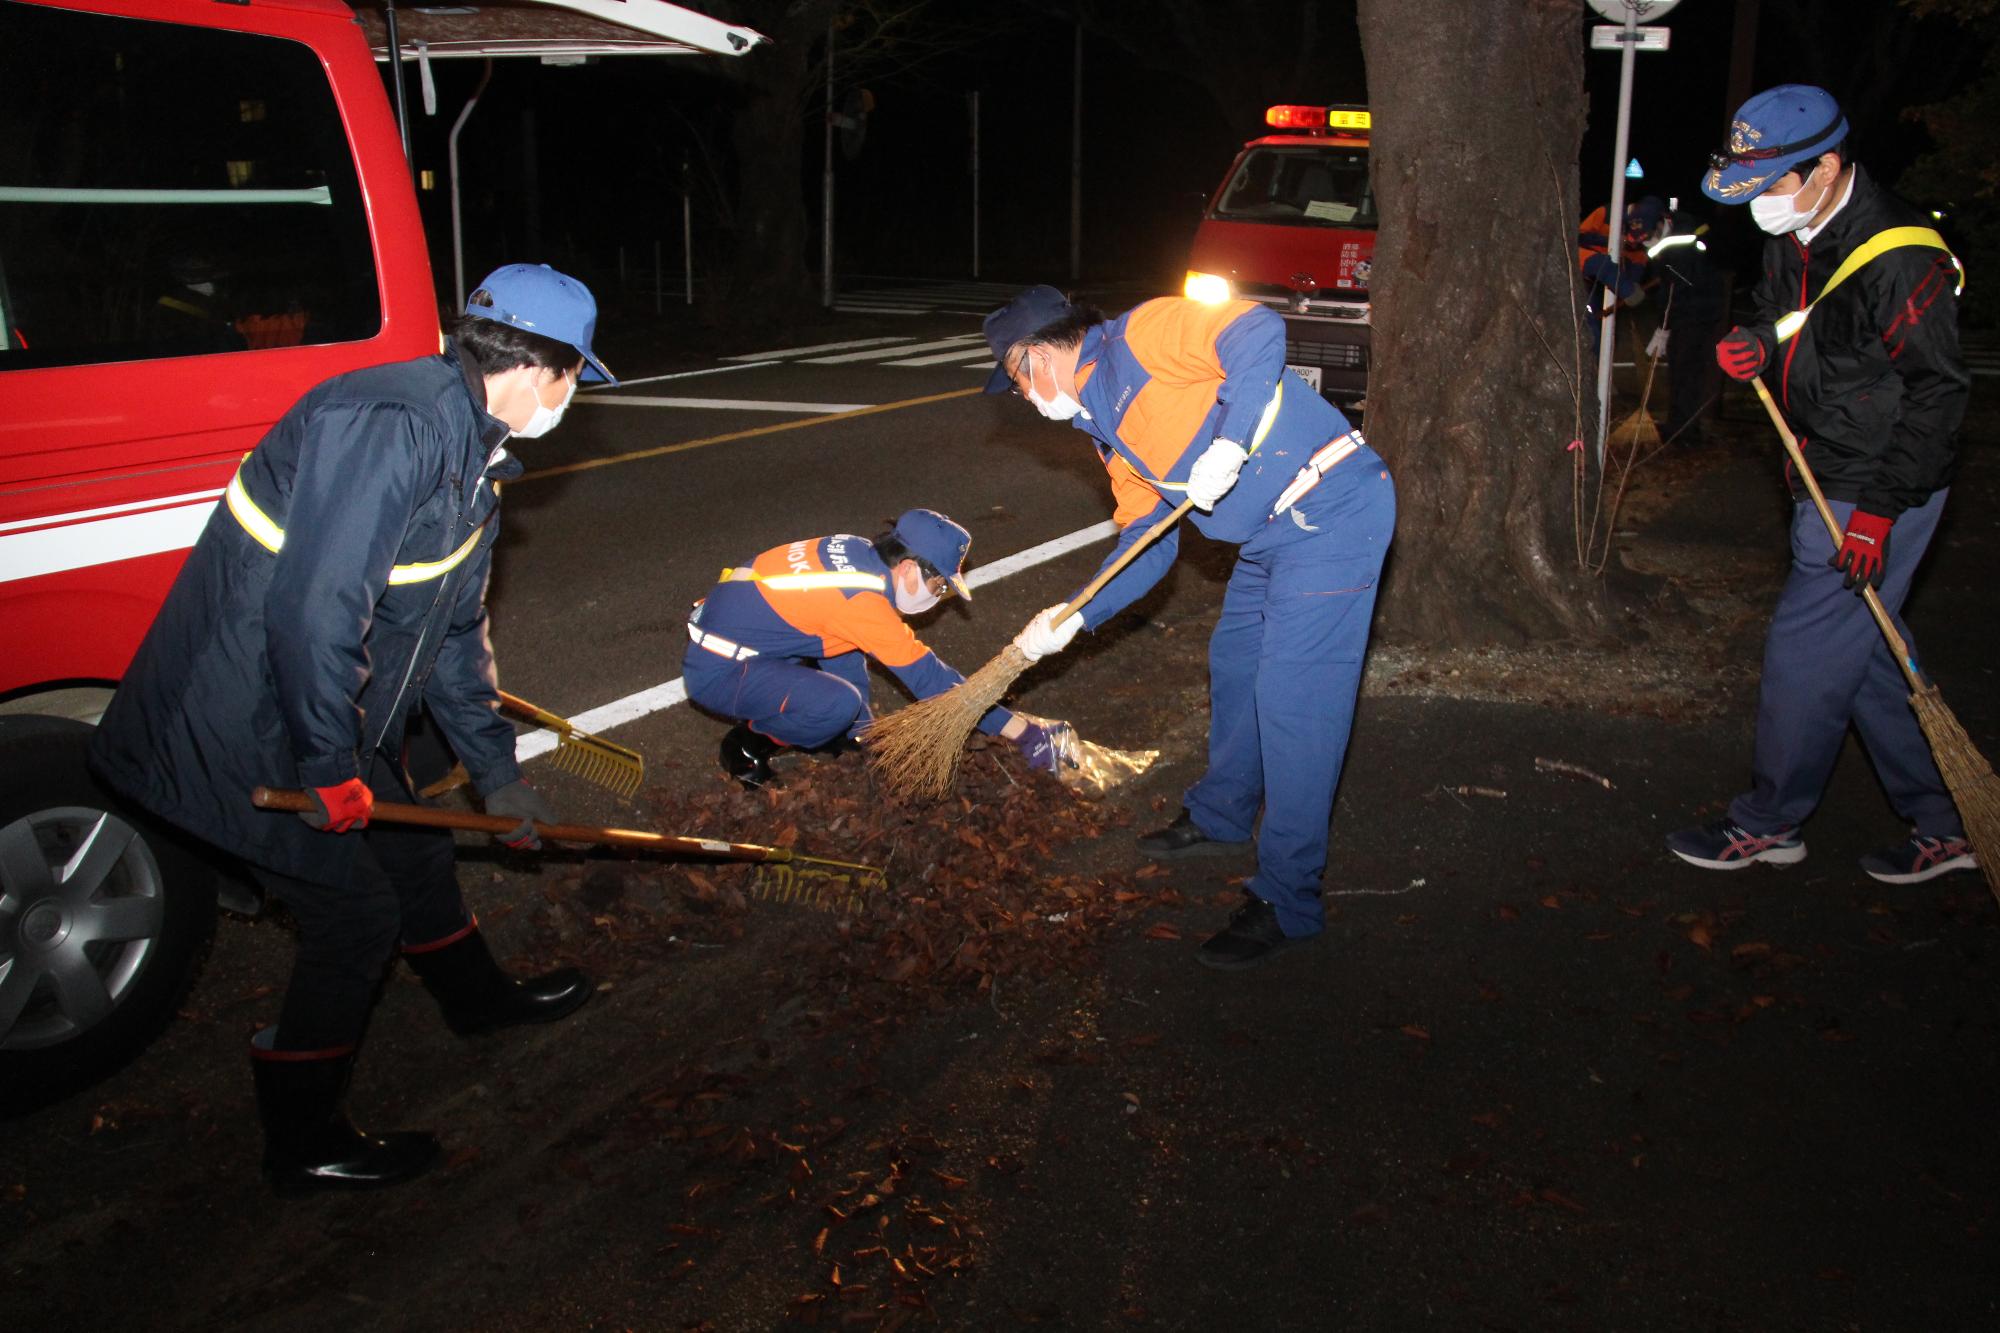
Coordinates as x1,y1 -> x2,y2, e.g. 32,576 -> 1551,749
0,0 -> 445,1108
1182,105 -> 1376,402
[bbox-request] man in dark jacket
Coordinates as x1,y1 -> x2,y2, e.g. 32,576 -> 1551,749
90,263 -> 612,1194
1665,86 -> 1977,886
1645,203 -> 1729,445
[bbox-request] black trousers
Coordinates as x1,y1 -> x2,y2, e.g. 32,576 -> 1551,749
250,757 -> 471,1052
1665,314 -> 1724,443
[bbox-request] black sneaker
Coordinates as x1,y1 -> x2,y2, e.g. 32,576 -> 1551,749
1859,834 -> 1978,884
1665,818 -> 1805,870
1136,810 -> 1251,860
719,724 -> 780,788
1196,895 -> 1308,971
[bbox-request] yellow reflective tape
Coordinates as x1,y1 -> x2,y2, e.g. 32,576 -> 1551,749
1773,226 -> 1955,345
751,571 -> 886,592
1250,376 -> 1285,450
226,462 -> 489,585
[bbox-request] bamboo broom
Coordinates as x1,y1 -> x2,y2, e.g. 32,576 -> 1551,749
1751,377 -> 1999,903
864,498 -> 1198,800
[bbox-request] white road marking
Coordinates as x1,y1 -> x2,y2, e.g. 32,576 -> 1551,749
513,518 -> 1120,762
585,363 -> 766,391
804,334 -> 986,364
576,396 -> 873,414
721,336 -> 912,361
885,346 -> 1002,367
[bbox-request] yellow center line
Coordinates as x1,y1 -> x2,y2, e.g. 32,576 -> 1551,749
516,386 -> 984,483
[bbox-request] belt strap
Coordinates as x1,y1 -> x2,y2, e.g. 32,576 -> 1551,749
687,622 -> 758,660
1271,429 -> 1363,518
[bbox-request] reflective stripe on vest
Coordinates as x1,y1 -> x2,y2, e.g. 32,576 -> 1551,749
1774,226 -> 1957,344
224,464 -> 490,586
718,566 -> 887,593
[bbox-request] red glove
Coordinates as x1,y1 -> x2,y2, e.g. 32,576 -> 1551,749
300,777 -> 373,833
1830,510 -> 1893,592
1714,326 -> 1771,381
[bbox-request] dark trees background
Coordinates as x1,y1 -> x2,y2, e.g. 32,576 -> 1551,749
1356,0 -> 1606,644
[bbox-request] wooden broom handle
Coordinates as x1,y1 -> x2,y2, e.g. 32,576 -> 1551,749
249,787 -> 882,876
1749,377 -> 1924,691
1052,498 -> 1198,624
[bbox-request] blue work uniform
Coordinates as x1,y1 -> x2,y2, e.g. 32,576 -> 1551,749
1063,298 -> 1397,939
682,535 -> 1012,749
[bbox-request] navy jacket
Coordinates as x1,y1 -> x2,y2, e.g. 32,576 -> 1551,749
90,342 -> 522,886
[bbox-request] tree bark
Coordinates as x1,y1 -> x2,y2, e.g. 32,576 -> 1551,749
1357,0 -> 1606,645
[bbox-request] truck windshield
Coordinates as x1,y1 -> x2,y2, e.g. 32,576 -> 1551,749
1213,145 -> 1375,228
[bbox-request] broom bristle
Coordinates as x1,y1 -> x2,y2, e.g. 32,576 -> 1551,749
863,646 -> 1033,800
1614,408 -> 1662,448
1909,684 -> 2000,905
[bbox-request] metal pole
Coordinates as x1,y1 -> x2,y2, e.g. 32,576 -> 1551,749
654,238 -> 662,316
1069,21 -> 1082,283
384,0 -> 412,166
1593,7 -> 1639,467
447,58 -> 493,312
971,90 -> 981,280
683,156 -> 694,306
821,15 -> 836,309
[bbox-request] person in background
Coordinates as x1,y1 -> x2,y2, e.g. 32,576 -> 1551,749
1664,85 -> 1976,885
1645,201 -> 1730,446
91,264 -> 609,1194
683,509 -> 1067,788
1579,194 -> 1664,353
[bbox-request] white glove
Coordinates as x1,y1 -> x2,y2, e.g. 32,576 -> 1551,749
1645,327 -> 1670,359
1013,605 -> 1084,662
1185,438 -> 1248,511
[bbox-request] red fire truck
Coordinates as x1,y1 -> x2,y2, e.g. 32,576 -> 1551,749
1182,104 -> 1376,402
0,0 -> 760,1110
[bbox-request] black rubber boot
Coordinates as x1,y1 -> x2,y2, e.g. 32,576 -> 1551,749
719,723 -> 782,788
404,928 -> 592,1037
250,1031 -> 440,1197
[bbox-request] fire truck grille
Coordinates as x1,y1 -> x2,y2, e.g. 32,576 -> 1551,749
1284,339 -> 1369,371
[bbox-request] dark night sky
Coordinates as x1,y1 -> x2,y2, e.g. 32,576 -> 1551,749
394,1 -> 1987,302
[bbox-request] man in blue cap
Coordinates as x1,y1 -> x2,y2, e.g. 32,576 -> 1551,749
683,508 -> 1066,786
1664,85 -> 1976,885
91,263 -> 614,1194
985,285 -> 1395,970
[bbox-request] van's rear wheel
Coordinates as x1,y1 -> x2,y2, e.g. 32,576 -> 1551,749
0,725 -> 216,1115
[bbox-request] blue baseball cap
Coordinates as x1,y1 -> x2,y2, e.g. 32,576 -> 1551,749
1702,85 -> 1848,204
982,285 -> 1075,393
464,263 -> 617,385
892,508 -> 974,600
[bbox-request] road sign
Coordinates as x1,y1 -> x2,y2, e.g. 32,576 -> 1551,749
1585,0 -> 1680,19
1591,24 -> 1671,50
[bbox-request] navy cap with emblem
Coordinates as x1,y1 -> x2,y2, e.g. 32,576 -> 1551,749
1703,85 -> 1848,205
892,508 -> 974,601
982,285 -> 1076,394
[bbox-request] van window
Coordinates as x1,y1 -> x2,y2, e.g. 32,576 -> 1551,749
0,3 -> 382,371
1214,146 -> 1376,229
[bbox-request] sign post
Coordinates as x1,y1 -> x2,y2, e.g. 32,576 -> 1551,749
1587,0 -> 1679,468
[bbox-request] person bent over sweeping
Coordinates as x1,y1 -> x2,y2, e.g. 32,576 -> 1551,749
985,286 -> 1396,970
684,508 -> 1064,787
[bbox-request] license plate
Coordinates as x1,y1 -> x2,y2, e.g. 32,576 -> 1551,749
1287,364 -> 1323,392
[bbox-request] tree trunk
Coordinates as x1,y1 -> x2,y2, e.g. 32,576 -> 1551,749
1357,0 -> 1606,645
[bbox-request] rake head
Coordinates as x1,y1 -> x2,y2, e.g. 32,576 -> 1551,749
547,730 -> 646,798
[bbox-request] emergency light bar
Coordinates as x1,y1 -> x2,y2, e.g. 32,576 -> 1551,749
1264,104 -> 1371,132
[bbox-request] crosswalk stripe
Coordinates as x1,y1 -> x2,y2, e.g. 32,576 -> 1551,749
722,336 -> 911,362
885,346 -> 998,367
805,334 -> 986,364
575,396 -> 873,413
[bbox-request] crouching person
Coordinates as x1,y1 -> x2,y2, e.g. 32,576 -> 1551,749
684,509 -> 1063,786
88,264 -> 610,1194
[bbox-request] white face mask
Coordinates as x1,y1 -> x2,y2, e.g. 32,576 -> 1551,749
892,562 -> 941,615
511,370 -> 575,439
1750,168 -> 1828,236
1023,351 -> 1084,421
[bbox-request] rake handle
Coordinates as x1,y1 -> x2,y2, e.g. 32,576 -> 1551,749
1749,377 -> 1924,692
249,787 -> 873,874
496,689 -> 568,731
1052,498 -> 1198,624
